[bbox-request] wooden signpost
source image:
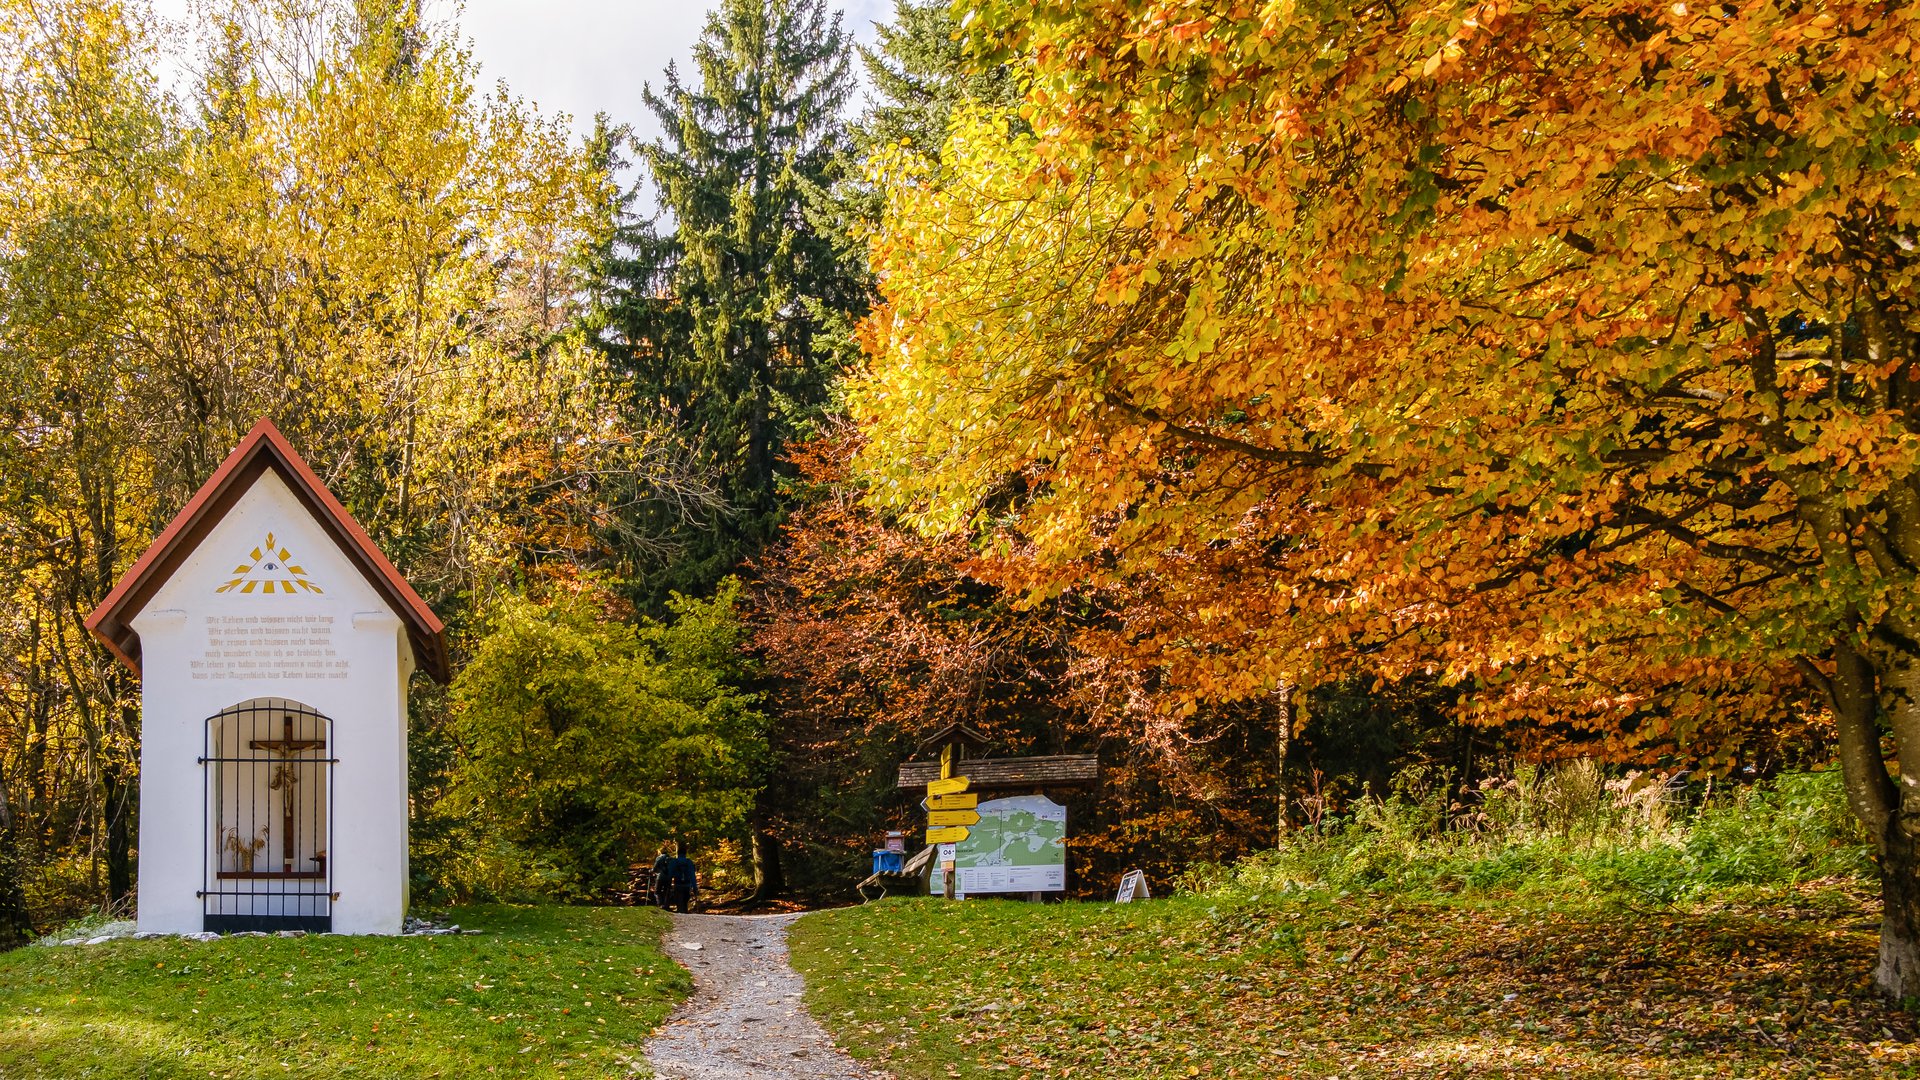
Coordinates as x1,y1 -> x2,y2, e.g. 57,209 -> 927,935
931,742 -> 968,898
900,723 -> 1099,901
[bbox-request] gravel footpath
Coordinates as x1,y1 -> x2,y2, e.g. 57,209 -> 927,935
645,912 -> 887,1080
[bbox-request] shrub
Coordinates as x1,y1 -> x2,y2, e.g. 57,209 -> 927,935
441,581 -> 766,899
20,855 -> 106,934
1183,766 -> 1870,907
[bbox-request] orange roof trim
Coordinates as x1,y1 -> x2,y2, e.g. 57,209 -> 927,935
85,418 -> 451,684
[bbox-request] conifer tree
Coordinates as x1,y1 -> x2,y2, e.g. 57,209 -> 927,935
853,0 -> 1021,160
818,1 -> 1021,285
603,0 -> 863,599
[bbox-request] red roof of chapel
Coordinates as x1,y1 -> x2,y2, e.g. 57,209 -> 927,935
85,418 -> 450,683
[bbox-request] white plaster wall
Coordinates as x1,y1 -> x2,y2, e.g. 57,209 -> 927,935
131,471 -> 415,935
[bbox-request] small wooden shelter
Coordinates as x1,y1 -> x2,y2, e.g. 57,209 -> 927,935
896,754 -> 1102,790
884,725 -> 1099,900
897,722 -> 1100,791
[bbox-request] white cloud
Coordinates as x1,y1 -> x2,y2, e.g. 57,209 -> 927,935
148,0 -> 896,145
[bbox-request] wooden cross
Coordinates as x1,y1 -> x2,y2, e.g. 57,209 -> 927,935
249,715 -> 325,872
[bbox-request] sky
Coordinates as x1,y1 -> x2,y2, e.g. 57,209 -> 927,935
146,0 -> 898,145
453,0 -> 895,142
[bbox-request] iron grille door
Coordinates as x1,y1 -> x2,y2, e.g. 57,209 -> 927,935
200,700 -> 335,932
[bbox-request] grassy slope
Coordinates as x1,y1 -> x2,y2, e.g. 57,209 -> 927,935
0,905 -> 687,1079
790,892 -> 1920,1079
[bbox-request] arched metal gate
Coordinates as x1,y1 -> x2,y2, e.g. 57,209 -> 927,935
199,700 -> 335,932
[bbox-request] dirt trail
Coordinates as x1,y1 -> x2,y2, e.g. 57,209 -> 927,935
645,912 -> 887,1080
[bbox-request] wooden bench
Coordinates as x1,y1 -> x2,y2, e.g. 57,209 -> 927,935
855,844 -> 935,902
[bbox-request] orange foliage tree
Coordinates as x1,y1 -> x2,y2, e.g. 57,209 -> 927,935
745,434 -> 1285,891
852,0 -> 1920,994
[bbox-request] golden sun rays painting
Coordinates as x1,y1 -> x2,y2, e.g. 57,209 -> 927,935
216,531 -> 324,595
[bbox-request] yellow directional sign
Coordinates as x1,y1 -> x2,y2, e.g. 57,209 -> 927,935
925,826 -> 970,844
926,793 -> 978,811
926,776 -> 970,797
927,809 -> 981,827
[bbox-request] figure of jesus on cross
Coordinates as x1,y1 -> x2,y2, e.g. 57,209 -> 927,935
251,714 -> 324,874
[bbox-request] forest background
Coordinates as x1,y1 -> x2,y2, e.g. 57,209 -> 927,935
0,0 -> 1912,999
0,0 -> 1292,924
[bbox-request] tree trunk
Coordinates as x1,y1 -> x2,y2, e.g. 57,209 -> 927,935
1880,820 -> 1920,1003
0,764 -> 37,947
97,688 -> 138,908
748,829 -> 783,905
1274,684 -> 1293,839
1827,638 -> 1920,1002
103,757 -> 134,906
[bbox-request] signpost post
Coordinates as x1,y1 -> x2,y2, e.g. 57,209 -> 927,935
933,744 -> 963,899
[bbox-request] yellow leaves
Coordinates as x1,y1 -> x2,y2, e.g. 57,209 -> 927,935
1421,41 -> 1463,78
0,0 -> 615,613
858,0 -> 1920,753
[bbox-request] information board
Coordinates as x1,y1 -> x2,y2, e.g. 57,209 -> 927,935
930,794 -> 1066,897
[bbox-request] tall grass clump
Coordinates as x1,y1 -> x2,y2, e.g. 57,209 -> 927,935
1183,765 -> 1872,907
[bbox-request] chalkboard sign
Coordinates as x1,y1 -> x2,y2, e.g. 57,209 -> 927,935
1115,869 -> 1150,903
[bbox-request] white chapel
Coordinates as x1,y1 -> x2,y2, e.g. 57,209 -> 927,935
86,418 -> 449,935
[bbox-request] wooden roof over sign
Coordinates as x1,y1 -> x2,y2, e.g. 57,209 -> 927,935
897,754 -> 1100,790
915,722 -> 990,753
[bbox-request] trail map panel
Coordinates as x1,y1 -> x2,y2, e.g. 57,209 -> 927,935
932,794 -> 1066,897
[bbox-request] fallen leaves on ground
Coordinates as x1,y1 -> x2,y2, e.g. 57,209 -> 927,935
790,887 -> 1920,1079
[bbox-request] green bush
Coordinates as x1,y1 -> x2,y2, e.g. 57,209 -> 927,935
1185,766 -> 1871,907
439,580 -> 767,899
410,829 -> 568,905
20,854 -> 110,935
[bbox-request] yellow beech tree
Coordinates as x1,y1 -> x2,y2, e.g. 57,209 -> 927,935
0,0 -> 667,920
853,1 -> 1920,995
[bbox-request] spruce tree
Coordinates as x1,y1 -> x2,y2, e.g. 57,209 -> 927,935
804,1 -> 1024,379
603,0 -> 862,599
853,0 -> 1023,161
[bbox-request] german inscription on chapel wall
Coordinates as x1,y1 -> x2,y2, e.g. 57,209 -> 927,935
190,615 -> 346,681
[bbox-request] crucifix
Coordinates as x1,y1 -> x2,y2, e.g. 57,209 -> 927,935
249,714 -> 325,873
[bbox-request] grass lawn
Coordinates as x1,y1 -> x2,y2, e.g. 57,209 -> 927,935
789,890 -> 1920,1079
0,905 -> 686,1079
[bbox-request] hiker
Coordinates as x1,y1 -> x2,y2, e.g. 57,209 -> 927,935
651,841 -> 677,908
669,845 -> 698,913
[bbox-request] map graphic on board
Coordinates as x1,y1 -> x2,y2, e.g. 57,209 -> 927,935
933,794 -> 1066,896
